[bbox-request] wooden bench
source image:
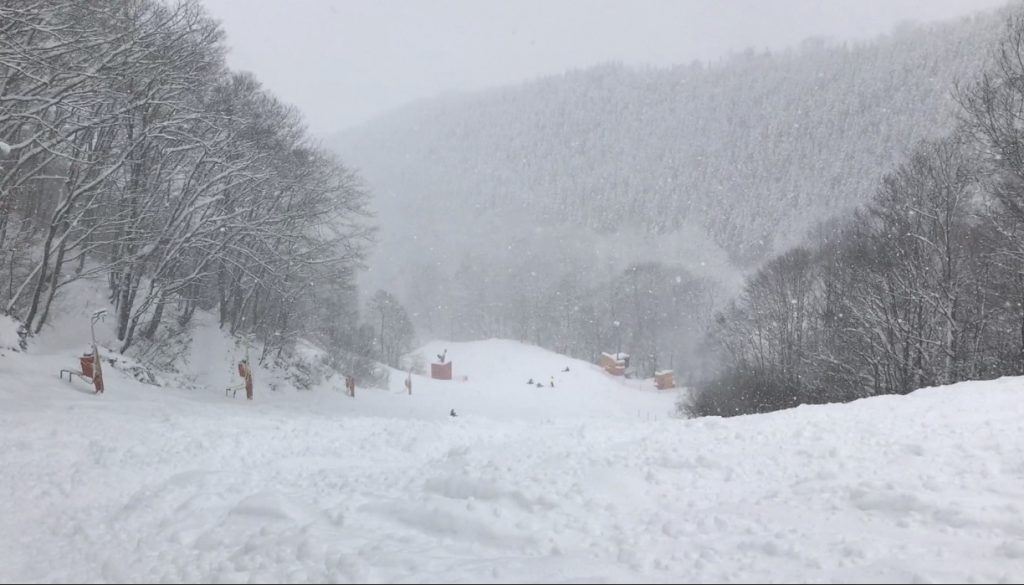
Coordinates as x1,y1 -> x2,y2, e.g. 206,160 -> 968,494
60,352 -> 104,393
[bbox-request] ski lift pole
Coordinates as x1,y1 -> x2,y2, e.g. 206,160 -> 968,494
244,344 -> 253,400
90,310 -> 107,394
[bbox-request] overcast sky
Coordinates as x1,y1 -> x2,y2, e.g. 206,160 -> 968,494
200,0 -> 1010,135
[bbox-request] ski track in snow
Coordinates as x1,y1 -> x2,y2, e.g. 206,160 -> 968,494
2,339 -> 1024,583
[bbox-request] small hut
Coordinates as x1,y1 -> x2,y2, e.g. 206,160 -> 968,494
600,352 -> 629,376
431,361 -> 452,380
654,370 -> 675,390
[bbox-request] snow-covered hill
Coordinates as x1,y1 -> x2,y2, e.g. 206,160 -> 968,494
1,313 -> 1022,583
370,339 -> 676,421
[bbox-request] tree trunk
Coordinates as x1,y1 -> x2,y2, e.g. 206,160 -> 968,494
142,288 -> 167,340
18,221 -> 57,331
34,226 -> 70,333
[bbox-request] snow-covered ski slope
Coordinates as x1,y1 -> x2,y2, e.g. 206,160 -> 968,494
2,323 -> 1023,582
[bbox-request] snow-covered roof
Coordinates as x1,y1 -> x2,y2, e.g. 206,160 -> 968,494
601,351 -> 629,361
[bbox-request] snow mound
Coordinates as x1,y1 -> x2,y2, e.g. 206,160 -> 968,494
0,313 -> 22,351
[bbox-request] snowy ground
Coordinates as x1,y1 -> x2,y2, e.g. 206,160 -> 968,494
2,320 -> 1024,583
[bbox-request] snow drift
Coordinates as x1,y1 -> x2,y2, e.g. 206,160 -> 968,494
1,329 -> 1022,583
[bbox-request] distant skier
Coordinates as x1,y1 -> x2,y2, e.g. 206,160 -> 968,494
527,377 -> 534,385
562,366 -> 570,372
437,349 -> 448,363
450,408 -> 458,417
550,376 -> 555,388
